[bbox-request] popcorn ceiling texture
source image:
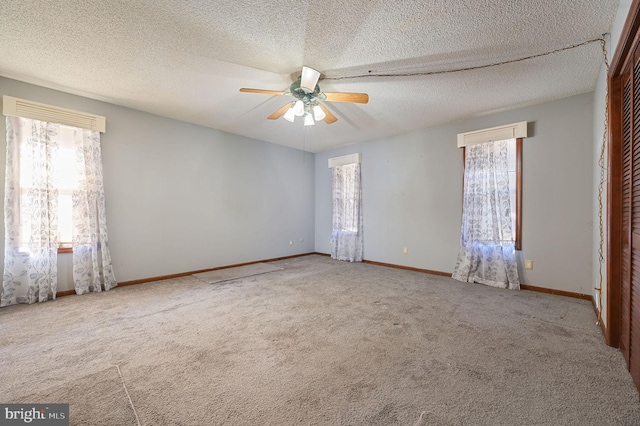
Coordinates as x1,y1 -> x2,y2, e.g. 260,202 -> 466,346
0,0 -> 619,152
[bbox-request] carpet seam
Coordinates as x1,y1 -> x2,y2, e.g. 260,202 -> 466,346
115,365 -> 142,426
413,410 -> 428,425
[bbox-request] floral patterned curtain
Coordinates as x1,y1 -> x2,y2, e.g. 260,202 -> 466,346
331,162 -> 363,262
1,117 -> 59,306
452,140 -> 520,289
69,126 -> 117,294
1,116 -> 116,307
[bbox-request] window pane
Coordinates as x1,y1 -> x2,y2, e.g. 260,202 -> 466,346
56,125 -> 77,246
462,138 -> 518,245
13,123 -> 82,251
53,147 -> 77,190
58,192 -> 73,245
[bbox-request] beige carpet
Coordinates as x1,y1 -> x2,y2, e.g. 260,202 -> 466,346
192,262 -> 283,283
12,367 -> 139,425
1,254 -> 639,425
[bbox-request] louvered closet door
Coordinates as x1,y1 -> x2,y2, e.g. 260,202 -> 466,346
621,47 -> 640,390
622,69 -> 631,368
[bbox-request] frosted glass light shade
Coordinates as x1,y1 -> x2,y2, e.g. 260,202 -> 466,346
304,114 -> 315,126
293,100 -> 305,116
313,105 -> 326,121
283,108 -> 295,122
301,66 -> 321,91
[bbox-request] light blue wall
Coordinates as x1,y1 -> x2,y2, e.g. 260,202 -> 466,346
593,0 -> 633,325
316,93 -> 595,294
0,76 -> 606,296
315,126 -> 462,274
0,77 -> 316,291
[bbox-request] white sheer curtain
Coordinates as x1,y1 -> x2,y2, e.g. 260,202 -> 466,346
1,116 -> 116,307
452,139 -> 520,289
1,117 -> 59,306
331,162 -> 363,262
69,126 -> 117,294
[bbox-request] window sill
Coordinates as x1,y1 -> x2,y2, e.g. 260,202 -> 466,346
15,247 -> 73,255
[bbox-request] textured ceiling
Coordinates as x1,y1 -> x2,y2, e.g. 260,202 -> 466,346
0,0 -> 620,152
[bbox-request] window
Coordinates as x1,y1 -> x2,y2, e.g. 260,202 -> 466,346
329,153 -> 363,262
454,123 -> 526,289
333,163 -> 360,234
18,125 -> 78,252
463,137 -> 522,250
4,95 -> 106,257
54,126 -> 78,249
3,100 -> 116,305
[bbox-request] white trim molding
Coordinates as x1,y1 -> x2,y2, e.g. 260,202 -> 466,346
328,153 -> 361,168
2,95 -> 106,133
457,121 -> 527,148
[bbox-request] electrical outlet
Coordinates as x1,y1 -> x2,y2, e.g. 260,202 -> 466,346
289,240 -> 293,246
525,260 -> 533,270
403,247 -> 408,255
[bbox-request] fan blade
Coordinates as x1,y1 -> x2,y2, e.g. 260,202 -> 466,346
324,92 -> 369,104
317,103 -> 337,124
301,66 -> 321,91
240,88 -> 286,95
268,103 -> 292,120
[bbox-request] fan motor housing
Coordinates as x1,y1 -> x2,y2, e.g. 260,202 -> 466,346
290,78 -> 324,102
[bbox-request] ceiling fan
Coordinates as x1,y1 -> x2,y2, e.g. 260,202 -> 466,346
239,66 -> 369,125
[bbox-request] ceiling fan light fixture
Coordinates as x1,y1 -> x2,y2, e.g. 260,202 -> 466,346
293,100 -> 305,116
239,65 -> 369,126
283,107 -> 296,122
301,66 -> 321,92
304,113 -> 315,126
313,104 -> 326,121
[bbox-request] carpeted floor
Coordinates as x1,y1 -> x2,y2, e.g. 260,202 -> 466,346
1,254 -> 638,425
192,262 -> 283,283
